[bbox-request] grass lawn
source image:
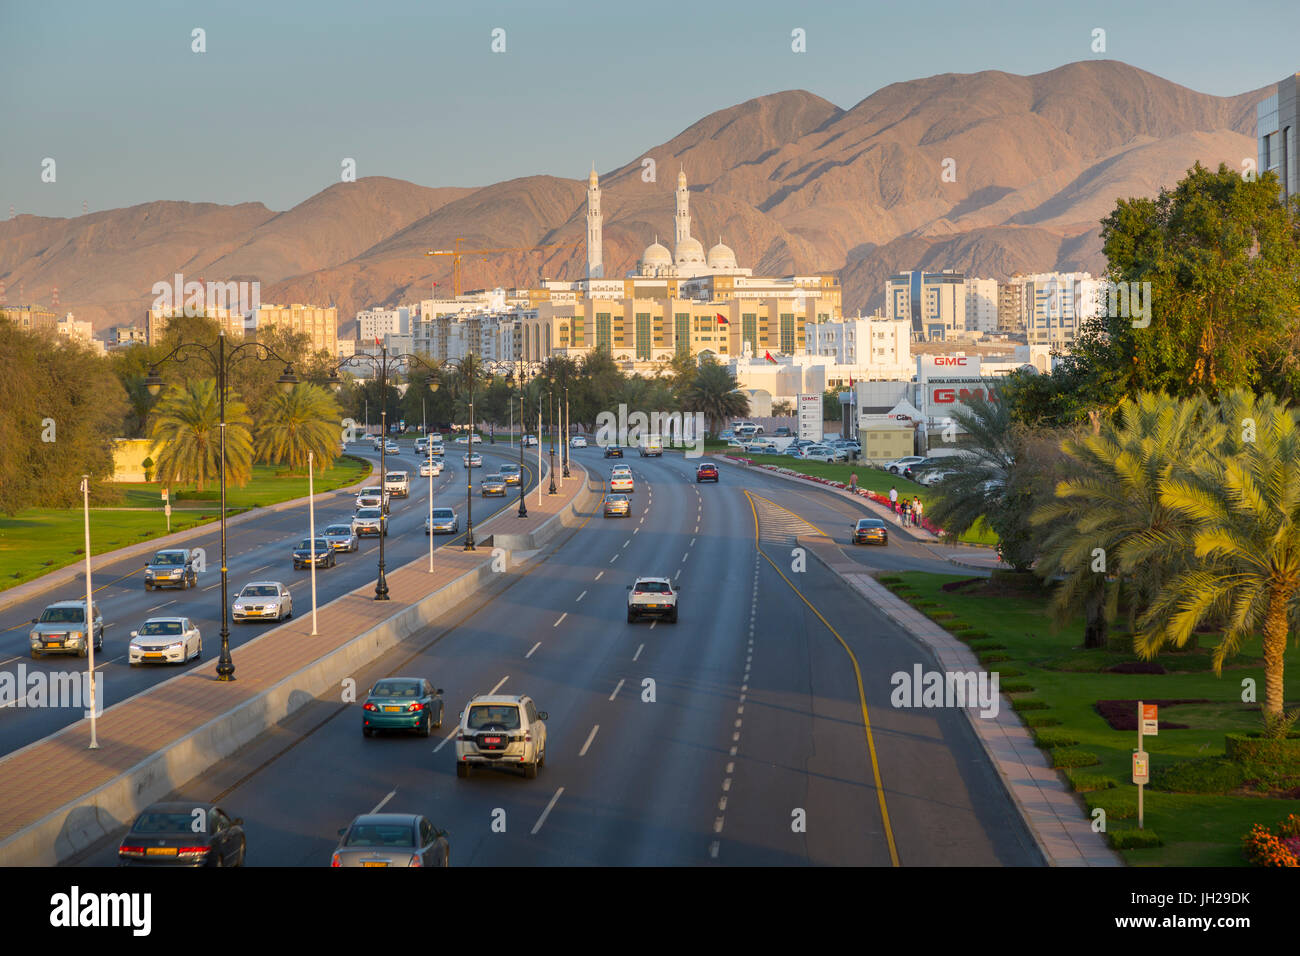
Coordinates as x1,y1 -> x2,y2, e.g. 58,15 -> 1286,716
882,571 -> 1300,866
0,457 -> 371,591
731,453 -> 998,547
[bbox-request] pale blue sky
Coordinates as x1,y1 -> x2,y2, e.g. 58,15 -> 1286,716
1,0 -> 1296,218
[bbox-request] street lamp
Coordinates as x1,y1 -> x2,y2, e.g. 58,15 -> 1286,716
143,330 -> 299,682
328,344 -> 440,597
547,388 -> 558,496
429,356 -> 478,551
562,381 -> 570,479
507,368 -> 527,519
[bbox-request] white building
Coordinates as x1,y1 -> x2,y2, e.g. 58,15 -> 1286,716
55,313 -> 106,355
804,316 -> 911,380
356,307 -> 410,340
963,278 -> 998,334
1022,272 -> 1102,347
885,270 -> 967,339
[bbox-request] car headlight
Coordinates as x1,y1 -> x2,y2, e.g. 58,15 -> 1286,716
29,632 -> 39,643
233,604 -> 245,612
69,630 -> 84,641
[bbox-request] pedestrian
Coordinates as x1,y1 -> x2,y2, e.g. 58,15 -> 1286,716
913,497 -> 923,528
889,486 -> 898,513
901,500 -> 911,527
849,471 -> 859,493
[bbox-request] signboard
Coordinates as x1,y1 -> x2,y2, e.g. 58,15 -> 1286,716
918,355 -> 981,379
160,489 -> 168,502
797,393 -> 823,442
1142,704 -> 1158,736
923,377 -> 1000,429
1132,751 -> 1149,785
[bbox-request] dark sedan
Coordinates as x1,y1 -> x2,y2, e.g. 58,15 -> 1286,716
852,518 -> 889,546
362,677 -> 444,737
604,445 -> 623,458
292,538 -> 337,570
331,813 -> 449,867
118,802 -> 246,867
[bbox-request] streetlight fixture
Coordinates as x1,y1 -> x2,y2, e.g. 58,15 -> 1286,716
143,330 -> 300,682
547,387 -> 558,496
428,356 -> 478,551
507,367 -> 527,519
562,380 -> 571,479
328,343 -> 440,597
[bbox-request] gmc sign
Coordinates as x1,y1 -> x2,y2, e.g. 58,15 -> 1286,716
932,356 -> 969,366
932,387 -> 998,404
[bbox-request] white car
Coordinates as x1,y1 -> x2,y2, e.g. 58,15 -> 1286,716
884,456 -> 926,474
419,459 -> 443,477
918,469 -> 959,487
570,435 -> 588,448
455,695 -> 548,778
609,466 -> 633,493
384,441 -> 399,455
356,486 -> 391,512
129,617 -> 202,665
627,576 -> 679,623
464,452 -> 482,468
231,581 -> 293,623
799,444 -> 847,463
522,434 -> 539,447
352,507 -> 388,537
383,471 -> 410,498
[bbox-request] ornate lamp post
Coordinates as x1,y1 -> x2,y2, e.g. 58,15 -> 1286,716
428,356 -> 478,551
507,366 -> 528,518
143,330 -> 299,682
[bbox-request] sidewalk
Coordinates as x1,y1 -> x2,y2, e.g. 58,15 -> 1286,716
798,534 -> 1120,867
0,461 -> 590,864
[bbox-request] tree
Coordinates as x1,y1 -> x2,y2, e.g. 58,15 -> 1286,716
772,400 -> 794,417
682,357 -> 749,436
147,378 -> 253,491
1138,392 -> 1300,733
254,383 -> 342,473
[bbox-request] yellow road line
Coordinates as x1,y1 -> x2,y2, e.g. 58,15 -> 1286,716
749,492 -> 829,538
745,490 -> 900,867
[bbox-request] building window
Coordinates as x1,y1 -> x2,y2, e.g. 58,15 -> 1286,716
742,313 -> 757,355
596,313 -> 611,351
779,313 -> 795,353
675,313 -> 690,357
635,313 -> 651,360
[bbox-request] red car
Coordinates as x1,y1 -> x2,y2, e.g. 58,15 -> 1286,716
696,463 -> 719,483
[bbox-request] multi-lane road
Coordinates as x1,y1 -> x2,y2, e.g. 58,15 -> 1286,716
0,441 -> 538,756
67,446 -> 1040,866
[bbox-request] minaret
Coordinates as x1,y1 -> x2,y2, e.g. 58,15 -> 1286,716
674,168 -> 690,257
586,163 -> 604,279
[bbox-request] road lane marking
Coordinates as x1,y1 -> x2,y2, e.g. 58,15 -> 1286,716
203,583 -> 221,591
609,679 -> 624,701
649,620 -> 656,630
690,537 -> 695,546
488,675 -> 509,695
250,565 -> 270,575
609,554 -> 619,563
575,590 -> 587,602
633,643 -> 643,661
146,601 -> 175,612
579,724 -> 599,756
525,641 -> 541,658
595,571 -> 603,580
623,539 -> 630,548
370,789 -> 397,814
433,731 -> 457,753
531,787 -> 564,835
553,612 -> 567,627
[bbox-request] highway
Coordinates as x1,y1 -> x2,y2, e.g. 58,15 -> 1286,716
71,447 -> 1040,866
0,439 -> 540,756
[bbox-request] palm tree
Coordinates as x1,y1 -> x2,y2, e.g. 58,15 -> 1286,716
1138,393 -> 1300,733
683,358 -> 749,436
255,383 -> 342,473
148,378 -> 253,491
1031,392 -> 1219,648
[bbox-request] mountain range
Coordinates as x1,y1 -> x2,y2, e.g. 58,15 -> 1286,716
0,60 -> 1267,336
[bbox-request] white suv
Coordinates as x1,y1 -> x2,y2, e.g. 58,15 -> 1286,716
455,695 -> 548,779
384,471 -> 410,498
627,576 -> 679,623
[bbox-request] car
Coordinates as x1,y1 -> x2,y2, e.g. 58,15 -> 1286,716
627,576 -> 679,623
361,677 -> 444,737
383,471 -> 410,498
696,463 -> 719,482
384,441 -> 399,454
426,507 -> 459,535
603,445 -> 623,458
232,582 -> 292,623
454,695 -> 548,778
851,518 -> 889,546
498,463 -> 522,485
352,507 -> 388,537
321,524 -> 360,553
603,493 -> 630,517
356,486 -> 391,513
29,600 -> 104,659
415,436 -> 428,454
609,468 -> 634,493
143,548 -> 198,591
918,469 -> 958,487
901,457 -> 951,481
522,434 -> 539,447
730,420 -> 762,435
454,434 -> 482,445
774,426 -> 792,437
570,435 -> 588,448
743,439 -> 777,454
799,444 -> 847,463
118,802 -> 245,867
331,813 -> 449,868
129,617 -> 202,665
463,452 -> 482,468
418,459 -> 443,478
718,429 -> 735,442
480,474 -> 507,497
292,537 -> 337,570
638,436 -> 663,457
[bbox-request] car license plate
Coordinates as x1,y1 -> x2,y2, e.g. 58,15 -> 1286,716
361,861 -> 388,867
484,736 -> 502,744
146,847 -> 178,856
145,653 -> 163,659
383,706 -> 401,713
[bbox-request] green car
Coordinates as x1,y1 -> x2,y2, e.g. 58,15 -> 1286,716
362,678 -> 445,738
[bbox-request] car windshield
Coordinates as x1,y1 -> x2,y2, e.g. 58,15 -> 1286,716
466,705 -> 522,730
357,508 -> 381,518
858,520 -> 884,529
153,552 -> 186,566
298,539 -> 328,549
636,581 -> 671,593
386,473 -> 406,481
606,495 -> 626,502
39,607 -> 84,623
500,465 -> 518,473
132,812 -> 201,834
325,526 -> 350,536
241,585 -> 278,597
361,487 -> 382,495
345,824 -> 416,848
371,680 -> 421,698
432,509 -> 453,519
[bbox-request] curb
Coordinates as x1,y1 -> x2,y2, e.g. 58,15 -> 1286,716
798,539 -> 1120,867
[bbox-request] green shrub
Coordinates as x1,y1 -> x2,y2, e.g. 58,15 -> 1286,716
1033,730 -> 1079,748
978,651 -> 1010,664
1088,788 -> 1137,818
1011,698 -> 1048,712
957,631 -> 993,641
1151,757 -> 1248,794
878,575 -> 903,585
914,601 -> 939,608
1050,747 -> 1100,769
1025,714 -> 1061,727
1068,771 -> 1117,793
1001,681 -> 1035,694
997,667 -> 1024,678
942,620 -> 974,632
1224,732 -> 1300,764
929,611 -> 957,620
968,640 -> 1007,651
1106,632 -> 1135,653
1108,829 -> 1163,849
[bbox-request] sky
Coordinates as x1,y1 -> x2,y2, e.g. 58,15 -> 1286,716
1,0 -> 1297,219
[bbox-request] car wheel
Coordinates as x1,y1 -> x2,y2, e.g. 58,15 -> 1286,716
363,726 -> 374,738
456,762 -> 469,779
78,643 -> 88,659
196,637 -> 203,659
419,714 -> 432,738
434,705 -> 443,730
627,609 -> 637,623
145,582 -> 152,592
539,745 -> 545,768
524,761 -> 538,779
30,649 -> 41,660
236,840 -> 246,867
668,610 -> 678,623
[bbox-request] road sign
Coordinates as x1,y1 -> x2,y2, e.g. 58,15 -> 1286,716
160,489 -> 168,502
1142,704 -> 1158,736
163,504 -> 171,517
797,393 -> 822,442
1132,751 -> 1149,785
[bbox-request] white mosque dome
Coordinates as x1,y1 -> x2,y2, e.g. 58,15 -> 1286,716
639,240 -> 672,273
707,241 -> 737,269
675,236 -> 705,265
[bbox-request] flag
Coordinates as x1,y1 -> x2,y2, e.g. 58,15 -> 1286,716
715,313 -> 729,325
764,350 -> 776,363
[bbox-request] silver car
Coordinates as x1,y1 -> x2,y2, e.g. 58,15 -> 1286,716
426,507 -> 459,535
30,600 -> 104,659
321,524 -> 360,553
331,814 -> 449,867
480,475 -> 507,497
231,581 -> 293,623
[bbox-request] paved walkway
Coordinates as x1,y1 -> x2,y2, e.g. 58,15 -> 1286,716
800,535 -> 1120,866
0,462 -> 588,847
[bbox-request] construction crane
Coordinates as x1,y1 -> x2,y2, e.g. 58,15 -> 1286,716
424,238 -> 581,297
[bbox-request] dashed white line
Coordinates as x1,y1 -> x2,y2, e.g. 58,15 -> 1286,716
622,540 -> 630,548
690,537 -> 695,546
531,787 -> 564,835
370,789 -> 397,814
525,641 -> 541,658
579,724 -> 600,756
553,612 -> 567,627
595,571 -> 604,580
203,583 -> 220,591
250,565 -> 270,575
576,590 -> 587,602
488,675 -> 509,695
609,679 -> 624,701
433,731 -> 456,753
146,601 -> 175,612
633,643 -> 644,661
610,554 -> 619,563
